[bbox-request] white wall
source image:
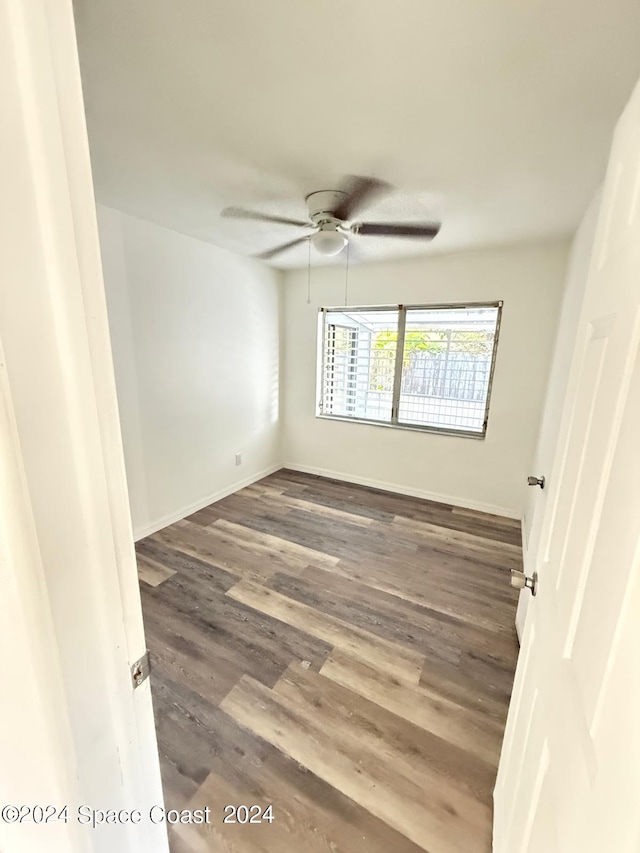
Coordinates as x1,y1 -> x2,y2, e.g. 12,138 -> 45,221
98,206 -> 282,539
283,241 -> 569,517
516,190 -> 602,636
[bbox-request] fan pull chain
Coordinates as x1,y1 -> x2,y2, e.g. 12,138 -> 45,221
344,240 -> 350,306
307,237 -> 312,304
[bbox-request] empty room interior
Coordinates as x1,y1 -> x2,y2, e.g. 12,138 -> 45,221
4,1 -> 640,852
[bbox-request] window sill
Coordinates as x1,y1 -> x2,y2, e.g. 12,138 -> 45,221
315,413 -> 486,440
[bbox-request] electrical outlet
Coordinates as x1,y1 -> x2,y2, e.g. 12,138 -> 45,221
235,453 -> 242,466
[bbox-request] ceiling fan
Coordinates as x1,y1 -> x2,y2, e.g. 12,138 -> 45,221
221,176 -> 441,260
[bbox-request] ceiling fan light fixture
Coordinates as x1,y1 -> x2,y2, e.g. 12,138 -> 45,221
311,228 -> 348,256
227,176 -> 440,261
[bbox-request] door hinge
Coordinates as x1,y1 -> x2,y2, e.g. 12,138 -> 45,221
131,651 -> 151,689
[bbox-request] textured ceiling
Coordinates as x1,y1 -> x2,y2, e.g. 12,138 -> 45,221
74,0 -> 640,269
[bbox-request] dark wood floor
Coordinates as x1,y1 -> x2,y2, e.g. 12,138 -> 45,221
136,469 -> 521,853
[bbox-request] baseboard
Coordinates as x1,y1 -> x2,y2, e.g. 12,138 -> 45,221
283,463 -> 521,520
133,463 -> 283,541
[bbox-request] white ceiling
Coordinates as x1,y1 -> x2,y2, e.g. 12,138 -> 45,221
74,0 -> 640,269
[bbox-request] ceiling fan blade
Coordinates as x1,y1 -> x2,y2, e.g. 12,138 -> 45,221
255,235 -> 311,261
333,176 -> 391,221
354,222 -> 441,239
222,206 -> 311,228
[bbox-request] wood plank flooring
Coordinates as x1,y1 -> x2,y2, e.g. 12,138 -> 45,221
136,469 -> 521,852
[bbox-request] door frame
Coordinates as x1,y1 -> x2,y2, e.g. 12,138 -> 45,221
0,1 -> 167,850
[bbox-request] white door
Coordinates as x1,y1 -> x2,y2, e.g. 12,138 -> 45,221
0,1 -> 167,851
494,80 -> 640,852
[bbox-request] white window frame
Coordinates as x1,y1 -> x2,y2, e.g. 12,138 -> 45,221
316,301 -> 503,439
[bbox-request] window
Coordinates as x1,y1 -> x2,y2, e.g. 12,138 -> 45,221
317,302 -> 502,437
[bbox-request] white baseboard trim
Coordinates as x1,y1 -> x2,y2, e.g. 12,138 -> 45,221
133,463 -> 283,541
283,463 -> 521,520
